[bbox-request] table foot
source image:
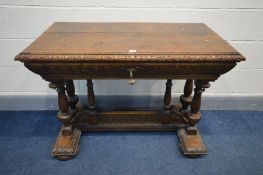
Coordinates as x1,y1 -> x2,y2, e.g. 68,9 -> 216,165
52,126 -> 81,161
177,128 -> 207,157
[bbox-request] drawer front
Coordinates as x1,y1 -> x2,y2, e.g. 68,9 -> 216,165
25,63 -> 236,80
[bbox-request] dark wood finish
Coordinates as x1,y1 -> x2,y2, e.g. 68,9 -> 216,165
16,23 -> 245,58
24,62 -> 237,80
77,109 -> 185,132
86,79 -> 97,125
186,80 -> 210,135
164,79 -> 172,110
15,22 -> 245,160
49,81 -> 81,160
180,79 -> 193,110
49,81 -> 75,135
65,80 -> 79,110
87,79 -> 96,110
178,128 -> 207,157
52,126 -> 81,160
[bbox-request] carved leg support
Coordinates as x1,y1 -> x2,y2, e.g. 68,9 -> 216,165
178,80 -> 210,157
87,79 -> 97,125
49,81 -> 81,160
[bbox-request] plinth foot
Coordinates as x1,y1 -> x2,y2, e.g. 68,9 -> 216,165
177,128 -> 207,157
52,127 -> 81,161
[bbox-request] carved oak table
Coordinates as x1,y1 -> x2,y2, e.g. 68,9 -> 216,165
15,22 -> 245,160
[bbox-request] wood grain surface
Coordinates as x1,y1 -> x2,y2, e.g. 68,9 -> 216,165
15,22 -> 245,63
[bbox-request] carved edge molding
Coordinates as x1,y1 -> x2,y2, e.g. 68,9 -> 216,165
15,53 -> 245,63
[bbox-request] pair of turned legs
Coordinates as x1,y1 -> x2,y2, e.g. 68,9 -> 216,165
164,79 -> 210,135
49,80 -> 95,136
49,79 -> 94,160
164,79 -> 210,156
49,79 -> 210,160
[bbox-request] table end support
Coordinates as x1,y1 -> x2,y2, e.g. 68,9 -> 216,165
177,128 -> 207,157
49,80 -> 81,160
52,126 -> 81,160
177,79 -> 210,157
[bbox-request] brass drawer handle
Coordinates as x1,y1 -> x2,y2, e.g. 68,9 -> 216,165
127,68 -> 136,85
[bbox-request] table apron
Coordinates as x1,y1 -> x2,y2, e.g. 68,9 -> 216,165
24,62 -> 236,81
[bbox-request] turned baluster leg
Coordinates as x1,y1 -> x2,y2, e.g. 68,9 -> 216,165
177,80 -> 210,157
163,79 -> 173,110
87,79 -> 96,110
49,81 -> 76,136
65,80 -> 79,110
87,79 -> 97,124
161,79 -> 173,124
186,80 -> 210,135
180,79 -> 193,110
49,81 -> 81,160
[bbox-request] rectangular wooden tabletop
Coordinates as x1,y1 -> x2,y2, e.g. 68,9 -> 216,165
15,22 -> 245,63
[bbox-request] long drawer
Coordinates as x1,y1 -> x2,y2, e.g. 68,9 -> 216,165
25,62 -> 236,80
